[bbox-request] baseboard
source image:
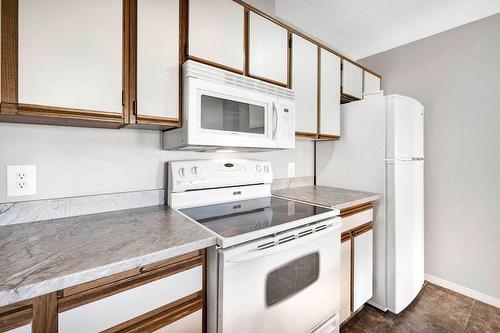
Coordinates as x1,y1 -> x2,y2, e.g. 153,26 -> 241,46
425,273 -> 500,308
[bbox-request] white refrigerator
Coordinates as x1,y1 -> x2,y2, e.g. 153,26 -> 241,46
317,92 -> 424,314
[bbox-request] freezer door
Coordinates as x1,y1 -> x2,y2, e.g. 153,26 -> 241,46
386,95 -> 424,159
386,160 -> 424,314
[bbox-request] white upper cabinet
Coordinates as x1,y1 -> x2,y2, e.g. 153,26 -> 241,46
137,0 -> 179,120
341,60 -> 363,100
248,12 -> 288,85
188,0 -> 244,72
363,70 -> 381,95
292,34 -> 317,135
319,49 -> 340,137
18,0 -> 123,113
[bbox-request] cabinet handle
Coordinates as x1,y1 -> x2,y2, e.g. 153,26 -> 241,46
139,267 -> 147,273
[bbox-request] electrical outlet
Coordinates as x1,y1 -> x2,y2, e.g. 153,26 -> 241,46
7,165 -> 36,197
287,162 -> 295,178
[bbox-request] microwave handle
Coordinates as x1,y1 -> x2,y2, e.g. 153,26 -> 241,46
272,102 -> 278,139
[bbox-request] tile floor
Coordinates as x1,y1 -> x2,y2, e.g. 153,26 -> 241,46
341,282 -> 500,333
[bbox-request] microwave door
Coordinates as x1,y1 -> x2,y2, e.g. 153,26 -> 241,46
189,79 -> 277,149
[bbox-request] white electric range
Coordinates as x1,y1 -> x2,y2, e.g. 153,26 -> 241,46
168,159 -> 342,333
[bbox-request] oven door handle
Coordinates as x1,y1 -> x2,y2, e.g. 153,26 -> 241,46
272,101 -> 278,139
222,225 -> 339,265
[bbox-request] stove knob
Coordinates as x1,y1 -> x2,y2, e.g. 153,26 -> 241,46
178,167 -> 185,178
191,166 -> 199,176
256,165 -> 262,172
264,165 -> 270,173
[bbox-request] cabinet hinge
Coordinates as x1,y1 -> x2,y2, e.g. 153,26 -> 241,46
132,101 -> 137,116
340,62 -> 343,71
121,90 -> 125,106
288,36 -> 292,48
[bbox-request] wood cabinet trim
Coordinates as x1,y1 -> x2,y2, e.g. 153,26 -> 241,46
187,55 -> 244,75
339,203 -> 373,218
32,293 -> 58,333
341,92 -> 361,102
232,0 -> 381,79
341,232 -> 352,243
17,104 -> 124,122
1,0 -> 18,106
317,134 -> 340,141
58,251 -> 204,313
60,250 -> 202,299
351,222 -> 373,237
247,73 -> 288,88
0,301 -> 32,332
295,131 -> 318,139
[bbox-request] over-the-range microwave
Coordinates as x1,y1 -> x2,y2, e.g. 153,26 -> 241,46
163,60 -> 295,152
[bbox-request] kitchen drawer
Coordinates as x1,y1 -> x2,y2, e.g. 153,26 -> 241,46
59,266 -> 202,333
340,204 -> 373,233
57,250 -> 205,333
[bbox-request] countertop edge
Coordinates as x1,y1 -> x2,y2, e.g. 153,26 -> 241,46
333,194 -> 383,210
0,236 -> 216,307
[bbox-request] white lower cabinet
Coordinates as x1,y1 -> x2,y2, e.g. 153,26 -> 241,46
340,237 -> 352,324
352,229 -> 373,312
154,309 -> 203,333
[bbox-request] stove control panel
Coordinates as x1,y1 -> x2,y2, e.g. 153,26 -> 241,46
168,159 -> 273,193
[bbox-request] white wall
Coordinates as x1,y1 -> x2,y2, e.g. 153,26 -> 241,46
0,123 -> 314,203
359,13 -> 500,300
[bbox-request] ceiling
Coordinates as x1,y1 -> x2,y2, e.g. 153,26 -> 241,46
274,0 -> 500,60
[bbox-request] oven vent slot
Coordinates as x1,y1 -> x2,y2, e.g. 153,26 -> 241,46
315,224 -> 327,232
298,229 -> 313,238
278,234 -> 296,244
258,241 -> 276,250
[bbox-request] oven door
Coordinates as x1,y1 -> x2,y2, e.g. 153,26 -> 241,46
186,77 -> 278,149
218,220 -> 341,333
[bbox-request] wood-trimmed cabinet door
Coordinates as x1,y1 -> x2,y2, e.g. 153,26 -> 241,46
319,48 -> 340,139
188,0 -> 244,73
12,0 -> 126,127
292,34 -> 318,137
340,233 -> 352,324
248,11 -> 288,86
341,59 -> 363,100
352,228 -> 373,312
363,70 -> 381,96
133,0 -> 180,128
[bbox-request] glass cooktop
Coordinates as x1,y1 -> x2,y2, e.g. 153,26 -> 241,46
180,196 -> 331,238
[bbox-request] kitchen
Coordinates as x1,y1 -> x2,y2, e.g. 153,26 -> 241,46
1,0 -> 499,332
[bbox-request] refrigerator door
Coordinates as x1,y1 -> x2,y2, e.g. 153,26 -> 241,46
386,159 -> 424,314
386,95 -> 424,159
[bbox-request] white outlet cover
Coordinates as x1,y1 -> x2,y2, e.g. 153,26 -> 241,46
7,165 -> 37,197
287,162 -> 295,178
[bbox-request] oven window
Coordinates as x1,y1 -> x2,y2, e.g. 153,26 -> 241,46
266,253 -> 320,307
200,95 -> 265,134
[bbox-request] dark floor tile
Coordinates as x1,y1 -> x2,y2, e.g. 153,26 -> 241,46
341,305 -> 398,333
402,282 -> 474,332
390,310 -> 452,333
464,300 -> 500,333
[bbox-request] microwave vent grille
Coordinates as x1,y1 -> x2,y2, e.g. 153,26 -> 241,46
184,60 -> 295,100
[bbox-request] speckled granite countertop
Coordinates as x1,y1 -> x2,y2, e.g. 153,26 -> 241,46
273,185 -> 382,210
0,205 -> 216,307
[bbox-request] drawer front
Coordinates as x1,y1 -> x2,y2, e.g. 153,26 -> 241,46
59,266 -> 202,333
153,309 -> 202,333
341,208 -> 373,233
